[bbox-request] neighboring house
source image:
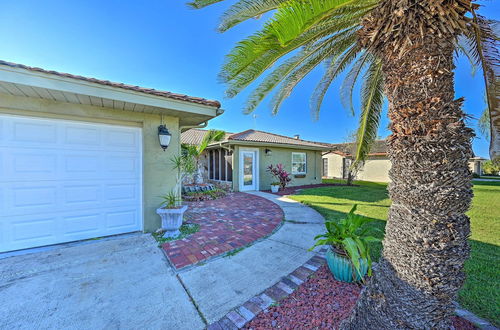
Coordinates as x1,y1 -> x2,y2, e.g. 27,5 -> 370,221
322,140 -> 390,182
468,157 -> 487,175
323,140 -> 487,182
181,129 -> 331,191
0,60 -> 222,253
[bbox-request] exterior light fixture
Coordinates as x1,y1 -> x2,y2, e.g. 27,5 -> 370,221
158,125 -> 171,151
265,148 -> 272,156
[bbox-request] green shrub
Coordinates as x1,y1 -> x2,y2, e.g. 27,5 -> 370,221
309,204 -> 381,277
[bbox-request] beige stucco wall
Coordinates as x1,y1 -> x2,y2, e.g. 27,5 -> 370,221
0,93 -> 181,232
356,157 -> 391,182
323,153 -> 344,178
468,160 -> 483,175
322,153 -> 391,182
230,145 -> 322,191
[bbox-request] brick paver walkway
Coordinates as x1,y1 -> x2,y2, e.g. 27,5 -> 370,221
162,192 -> 284,269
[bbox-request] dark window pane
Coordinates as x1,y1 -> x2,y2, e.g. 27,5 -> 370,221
209,150 -> 214,180
221,149 -> 226,181
226,151 -> 233,181
214,149 -> 220,180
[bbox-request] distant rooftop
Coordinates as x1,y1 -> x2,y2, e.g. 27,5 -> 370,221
181,129 -> 331,150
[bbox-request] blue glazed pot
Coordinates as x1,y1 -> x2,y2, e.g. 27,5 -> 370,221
325,247 -> 368,283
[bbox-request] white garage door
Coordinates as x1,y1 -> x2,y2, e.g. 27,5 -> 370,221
0,114 -> 142,253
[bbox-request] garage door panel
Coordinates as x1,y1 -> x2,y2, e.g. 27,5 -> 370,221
106,129 -> 139,149
63,184 -> 101,207
64,154 -> 101,174
106,210 -> 138,230
0,114 -> 143,253
62,213 -> 101,236
64,125 -> 101,146
106,155 -> 140,175
4,151 -> 58,181
11,120 -> 58,145
10,217 -> 57,245
105,183 -> 138,202
12,186 -> 57,208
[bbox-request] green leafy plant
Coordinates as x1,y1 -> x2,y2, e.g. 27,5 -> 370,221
270,182 -> 280,186
181,129 -> 225,184
309,204 -> 381,277
152,223 -> 200,244
159,191 -> 181,209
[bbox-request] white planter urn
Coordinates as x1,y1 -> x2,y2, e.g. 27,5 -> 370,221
156,205 -> 188,238
271,185 -> 280,193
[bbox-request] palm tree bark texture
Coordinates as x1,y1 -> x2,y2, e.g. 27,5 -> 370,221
342,3 -> 474,330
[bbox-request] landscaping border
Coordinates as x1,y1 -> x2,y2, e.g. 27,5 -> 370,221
206,246 -> 498,330
206,248 -> 328,329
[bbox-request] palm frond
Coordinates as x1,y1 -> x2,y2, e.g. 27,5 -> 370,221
271,31 -> 358,114
479,106 -> 490,139
340,51 -> 375,116
268,0 -> 376,45
218,0 -> 285,32
353,59 -> 384,166
222,12 -> 365,93
198,129 -> 225,154
239,27 -> 359,111
187,0 -> 224,9
466,12 -> 500,159
456,36 -> 478,76
310,45 -> 362,120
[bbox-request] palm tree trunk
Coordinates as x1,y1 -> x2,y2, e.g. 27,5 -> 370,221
341,30 -> 474,329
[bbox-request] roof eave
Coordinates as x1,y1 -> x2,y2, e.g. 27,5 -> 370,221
0,64 -> 221,126
209,140 -> 330,151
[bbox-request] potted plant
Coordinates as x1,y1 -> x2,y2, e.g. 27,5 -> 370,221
309,205 -> 381,282
156,191 -> 187,238
270,182 -> 280,193
267,164 -> 292,191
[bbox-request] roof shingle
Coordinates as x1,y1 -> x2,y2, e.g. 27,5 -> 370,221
328,140 -> 388,156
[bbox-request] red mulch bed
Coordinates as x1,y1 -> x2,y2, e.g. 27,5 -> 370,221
265,184 -> 342,196
244,265 -> 476,329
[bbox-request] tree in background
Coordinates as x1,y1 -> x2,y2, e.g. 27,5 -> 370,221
483,159 -> 500,175
188,0 -> 499,328
182,129 -> 225,184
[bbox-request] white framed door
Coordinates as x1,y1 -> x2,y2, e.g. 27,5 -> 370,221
0,114 -> 143,253
239,148 -> 259,191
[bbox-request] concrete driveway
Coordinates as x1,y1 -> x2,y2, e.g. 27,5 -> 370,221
0,192 -> 325,329
0,235 -> 204,330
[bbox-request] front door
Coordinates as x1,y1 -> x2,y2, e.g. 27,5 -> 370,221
239,149 -> 258,191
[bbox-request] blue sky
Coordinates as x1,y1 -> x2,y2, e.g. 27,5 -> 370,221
0,0 -> 497,158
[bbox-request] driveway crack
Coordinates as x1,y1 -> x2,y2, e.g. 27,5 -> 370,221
176,274 -> 208,326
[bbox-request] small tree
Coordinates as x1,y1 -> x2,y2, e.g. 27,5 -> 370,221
182,129 -> 225,184
483,159 -> 500,175
267,164 -> 292,191
341,131 -> 364,186
171,154 -> 196,198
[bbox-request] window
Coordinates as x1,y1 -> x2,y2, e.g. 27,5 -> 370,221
292,152 -> 307,174
208,148 -> 233,182
322,158 -> 328,177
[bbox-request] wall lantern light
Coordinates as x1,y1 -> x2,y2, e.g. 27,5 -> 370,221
265,148 -> 272,156
158,125 -> 172,151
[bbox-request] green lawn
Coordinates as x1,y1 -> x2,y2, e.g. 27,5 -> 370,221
291,179 -> 500,326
